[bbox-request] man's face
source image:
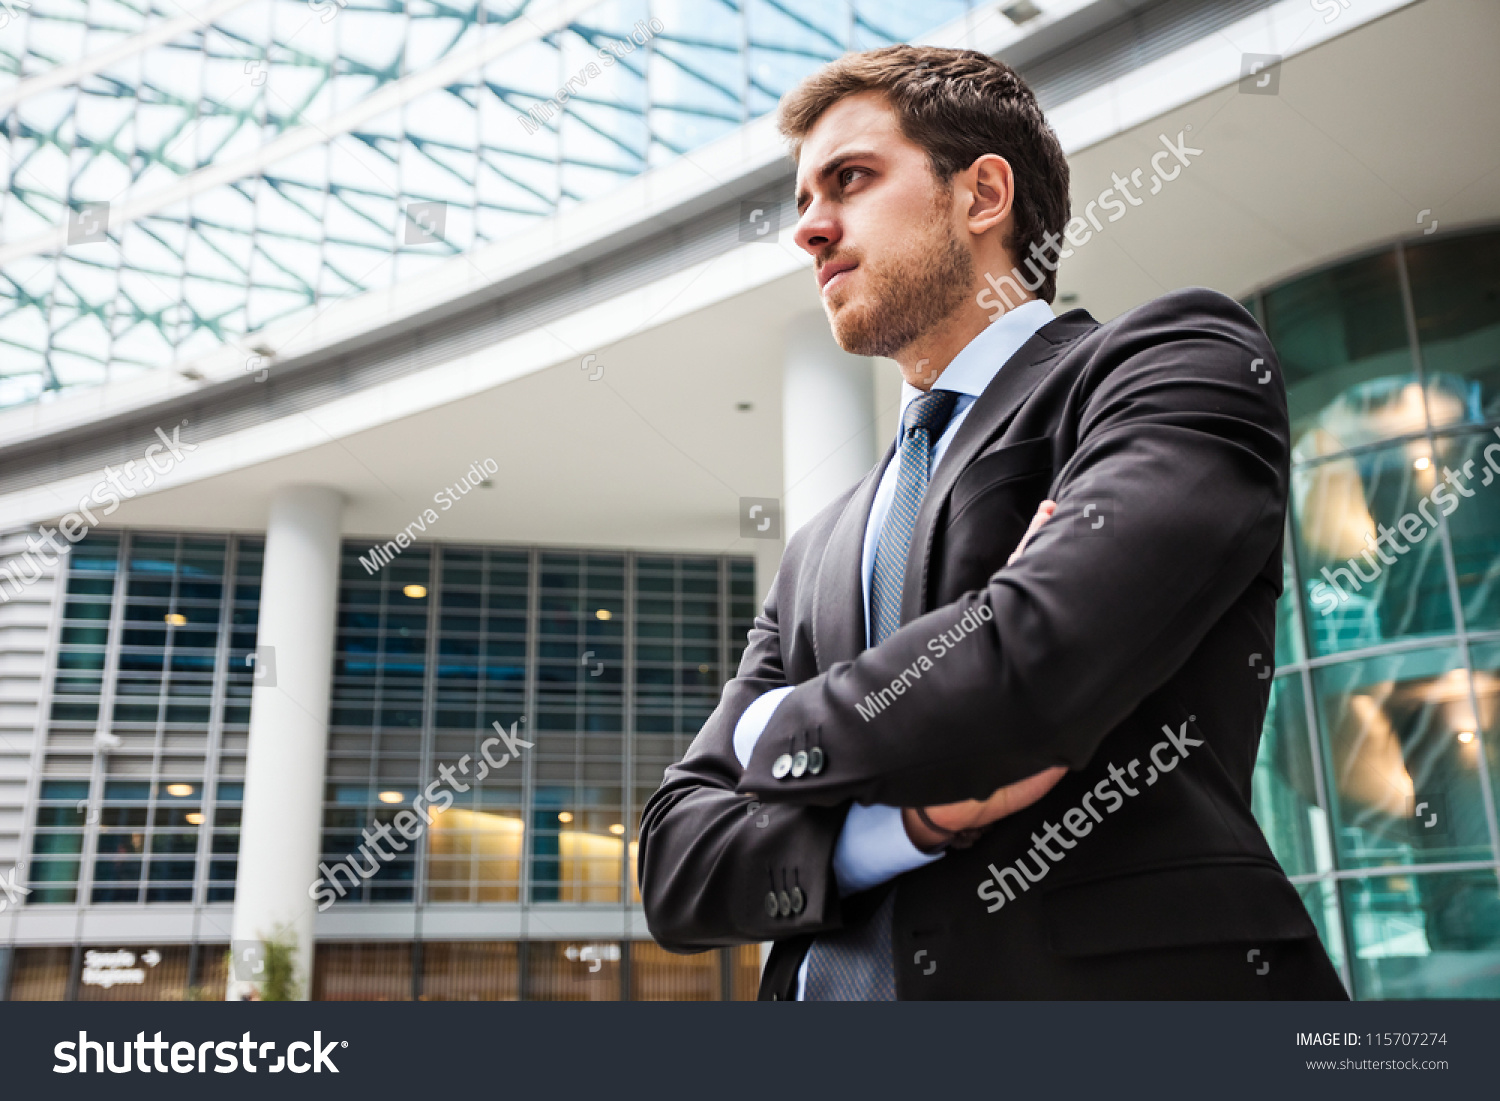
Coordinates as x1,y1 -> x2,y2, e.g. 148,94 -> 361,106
793,91 -> 972,359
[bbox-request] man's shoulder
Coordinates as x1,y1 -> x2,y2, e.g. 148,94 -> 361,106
1086,286 -> 1264,346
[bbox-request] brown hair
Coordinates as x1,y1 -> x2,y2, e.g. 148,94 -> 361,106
777,45 -> 1071,303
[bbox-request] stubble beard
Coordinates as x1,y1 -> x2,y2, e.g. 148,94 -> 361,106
825,192 -> 974,360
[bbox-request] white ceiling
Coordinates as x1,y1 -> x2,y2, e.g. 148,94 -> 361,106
39,0 -> 1500,560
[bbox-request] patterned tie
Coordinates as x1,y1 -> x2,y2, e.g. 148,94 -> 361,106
802,388 -> 959,1001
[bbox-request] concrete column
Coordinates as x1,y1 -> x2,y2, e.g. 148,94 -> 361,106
228,485 -> 343,1000
782,311 -> 878,537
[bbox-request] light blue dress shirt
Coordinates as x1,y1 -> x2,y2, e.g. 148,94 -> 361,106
733,297 -> 1055,997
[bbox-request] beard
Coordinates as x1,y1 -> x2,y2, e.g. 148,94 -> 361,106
824,193 -> 973,360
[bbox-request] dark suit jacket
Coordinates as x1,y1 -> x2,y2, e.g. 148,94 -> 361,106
637,288 -> 1345,999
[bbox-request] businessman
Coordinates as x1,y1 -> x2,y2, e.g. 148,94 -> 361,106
637,45 -> 1346,1000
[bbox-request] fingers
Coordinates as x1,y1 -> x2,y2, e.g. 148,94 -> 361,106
978,765 -> 1067,826
1007,498 -> 1057,565
917,764 -> 1068,837
919,798 -> 986,835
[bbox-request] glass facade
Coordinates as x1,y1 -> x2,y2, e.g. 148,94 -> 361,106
0,0 -> 980,408
27,531 -> 260,906
18,528 -> 755,999
1247,226 -> 1500,1000
30,531 -> 752,907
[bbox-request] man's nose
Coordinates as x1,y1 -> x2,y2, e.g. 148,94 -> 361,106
795,202 -> 840,255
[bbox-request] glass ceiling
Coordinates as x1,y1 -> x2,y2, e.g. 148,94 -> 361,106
0,0 -> 978,409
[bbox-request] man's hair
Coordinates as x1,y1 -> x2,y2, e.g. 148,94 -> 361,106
777,45 -> 1071,303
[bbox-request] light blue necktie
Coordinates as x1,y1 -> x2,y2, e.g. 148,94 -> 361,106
802,389 -> 959,1001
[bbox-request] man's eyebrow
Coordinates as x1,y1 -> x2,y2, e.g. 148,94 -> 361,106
795,148 -> 879,212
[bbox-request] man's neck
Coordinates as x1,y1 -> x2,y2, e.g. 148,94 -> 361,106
896,293 -> 1035,391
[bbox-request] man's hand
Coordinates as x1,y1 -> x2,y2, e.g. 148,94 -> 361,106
903,499 -> 1063,852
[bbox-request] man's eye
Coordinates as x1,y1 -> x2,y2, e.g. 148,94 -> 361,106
839,167 -> 867,187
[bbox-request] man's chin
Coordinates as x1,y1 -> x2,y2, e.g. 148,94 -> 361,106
825,298 -> 875,355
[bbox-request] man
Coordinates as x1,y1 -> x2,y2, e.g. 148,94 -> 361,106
637,45 -> 1346,1000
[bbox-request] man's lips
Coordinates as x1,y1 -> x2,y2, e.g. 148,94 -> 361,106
818,260 -> 857,292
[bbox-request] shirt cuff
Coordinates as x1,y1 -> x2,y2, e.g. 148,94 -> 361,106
832,802 -> 944,896
733,685 -> 794,769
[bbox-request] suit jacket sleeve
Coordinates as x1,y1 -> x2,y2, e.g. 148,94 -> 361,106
738,289 -> 1290,809
636,539 -> 851,951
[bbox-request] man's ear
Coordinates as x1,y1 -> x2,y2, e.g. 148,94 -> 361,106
965,153 -> 1016,237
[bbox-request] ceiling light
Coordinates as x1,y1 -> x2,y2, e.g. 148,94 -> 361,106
403,584 -> 427,599
1002,1 -> 1042,24
165,783 -> 194,797
164,613 -> 187,626
1458,729 -> 1476,744
595,609 -> 612,621
609,823 -> 625,835
699,664 -> 710,673
558,811 -> 574,823
378,791 -> 404,804
185,812 -> 204,825
1414,456 -> 1431,471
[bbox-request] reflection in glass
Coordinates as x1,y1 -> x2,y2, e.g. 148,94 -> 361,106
1314,649 -> 1493,870
1252,676 -> 1329,876
1434,431 -> 1500,632
1406,230 -> 1500,422
1464,640 -> 1500,832
1293,440 -> 1454,656
1297,879 -> 1348,980
1262,248 -> 1411,450
1342,869 -> 1500,999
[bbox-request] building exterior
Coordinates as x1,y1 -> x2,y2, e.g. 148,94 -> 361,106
1,0 -> 1497,1000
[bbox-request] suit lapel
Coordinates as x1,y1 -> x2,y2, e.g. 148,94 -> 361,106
899,309 -> 1098,624
810,435 -> 896,671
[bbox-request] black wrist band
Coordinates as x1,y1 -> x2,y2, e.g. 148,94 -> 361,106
913,807 -> 982,851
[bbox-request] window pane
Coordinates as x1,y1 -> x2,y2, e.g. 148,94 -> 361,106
1342,869 -> 1500,999
1298,879 -> 1348,982
1406,229 -> 1500,421
1263,249 -> 1413,453
1433,430 -> 1500,632
1465,640 -> 1500,829
1292,439 -> 1455,656
1252,675 -> 1329,876
1314,648 -> 1493,870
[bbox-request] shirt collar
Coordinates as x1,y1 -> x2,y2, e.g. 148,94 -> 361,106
897,297 -> 1055,425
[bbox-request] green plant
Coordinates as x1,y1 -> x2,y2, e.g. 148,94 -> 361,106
257,925 -> 301,1001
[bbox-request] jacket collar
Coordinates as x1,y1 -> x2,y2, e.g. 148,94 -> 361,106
809,308 -> 1098,669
